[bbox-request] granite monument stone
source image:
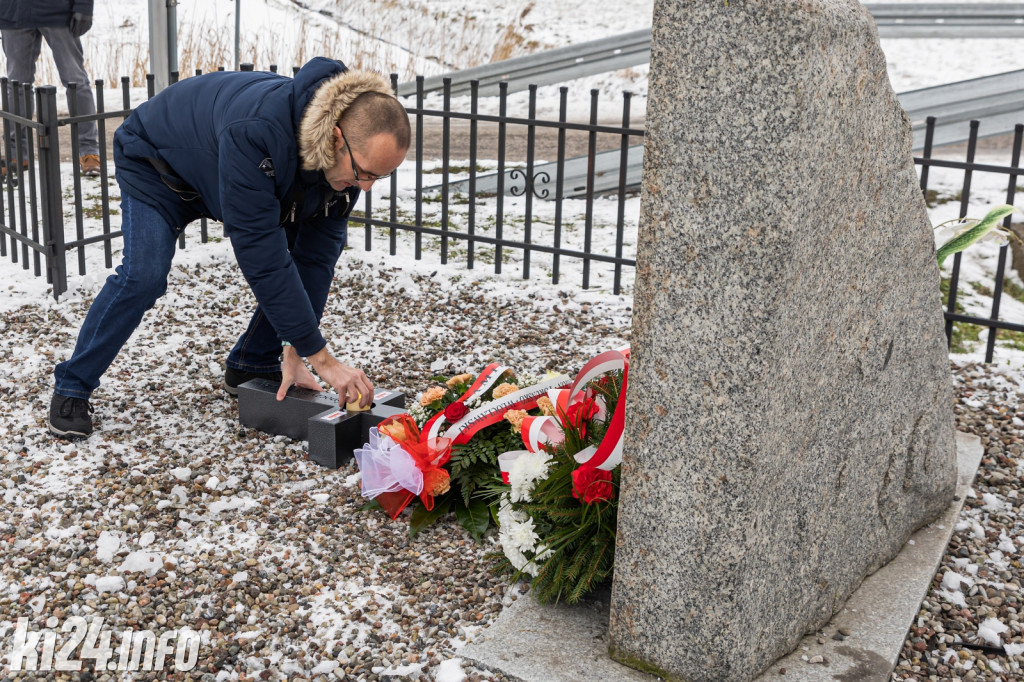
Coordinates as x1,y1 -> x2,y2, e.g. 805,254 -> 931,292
608,1 -> 957,679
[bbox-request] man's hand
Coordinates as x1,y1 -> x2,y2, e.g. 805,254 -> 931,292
276,345 -> 322,401
69,12 -> 92,37
307,347 -> 373,409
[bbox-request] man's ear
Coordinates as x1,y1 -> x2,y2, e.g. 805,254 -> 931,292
333,126 -> 343,151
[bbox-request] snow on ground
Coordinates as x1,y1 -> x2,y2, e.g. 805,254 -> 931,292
2,1 -> 1024,680
5,0 -> 1024,119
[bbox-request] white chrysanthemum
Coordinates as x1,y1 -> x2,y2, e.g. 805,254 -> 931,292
508,451 -> 551,502
504,519 -> 540,554
509,479 -> 532,503
498,495 -> 529,527
502,541 -> 530,571
516,451 -> 551,481
498,505 -> 546,576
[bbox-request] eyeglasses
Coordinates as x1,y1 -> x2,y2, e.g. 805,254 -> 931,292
340,130 -> 394,182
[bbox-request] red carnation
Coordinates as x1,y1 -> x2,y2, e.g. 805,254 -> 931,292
444,401 -> 469,422
572,465 -> 614,504
565,397 -> 600,438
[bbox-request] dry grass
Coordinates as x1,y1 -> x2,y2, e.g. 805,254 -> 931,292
491,2 -> 536,63
0,0 -> 547,90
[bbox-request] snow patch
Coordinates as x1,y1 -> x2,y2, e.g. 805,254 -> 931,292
96,531 -> 121,562
942,570 -> 972,591
937,588 -> 967,608
983,492 -> 1007,512
209,496 -> 258,514
119,551 -> 163,576
978,617 -> 1009,646
170,467 -> 192,481
95,576 -> 126,593
1005,642 -> 1024,657
435,658 -> 466,682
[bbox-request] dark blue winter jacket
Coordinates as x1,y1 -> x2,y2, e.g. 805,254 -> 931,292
113,58 -> 374,358
0,0 -> 93,28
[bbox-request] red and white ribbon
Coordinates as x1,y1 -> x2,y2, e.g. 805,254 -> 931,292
420,363 -> 511,444
508,348 -> 630,471
442,374 -> 572,445
520,415 -> 564,452
570,349 -> 628,471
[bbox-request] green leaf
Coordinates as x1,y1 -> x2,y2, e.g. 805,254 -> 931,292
454,498 -> 492,542
937,204 -> 1017,267
409,495 -> 453,538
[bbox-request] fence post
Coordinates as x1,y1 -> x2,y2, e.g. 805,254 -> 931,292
36,86 -> 66,299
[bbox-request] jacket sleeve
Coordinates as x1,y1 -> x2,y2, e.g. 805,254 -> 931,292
219,121 -> 328,358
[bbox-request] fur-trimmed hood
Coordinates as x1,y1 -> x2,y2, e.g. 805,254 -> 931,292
298,69 -> 395,172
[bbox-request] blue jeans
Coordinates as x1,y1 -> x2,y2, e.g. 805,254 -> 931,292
54,190 -> 346,398
1,26 -> 99,156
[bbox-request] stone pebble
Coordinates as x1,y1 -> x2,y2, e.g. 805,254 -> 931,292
0,257 -> 627,680
893,362 -> 1024,680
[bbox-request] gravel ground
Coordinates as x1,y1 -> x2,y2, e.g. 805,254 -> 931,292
2,242 -> 1023,681
893,362 -> 1024,681
0,246 -> 630,682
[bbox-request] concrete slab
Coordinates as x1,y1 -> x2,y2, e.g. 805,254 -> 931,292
462,432 -> 983,682
461,583 -> 652,682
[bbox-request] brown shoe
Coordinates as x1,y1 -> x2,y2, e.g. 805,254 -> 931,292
0,158 -> 28,182
80,154 -> 100,177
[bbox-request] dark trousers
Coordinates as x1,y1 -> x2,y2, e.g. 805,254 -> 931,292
1,26 -> 99,157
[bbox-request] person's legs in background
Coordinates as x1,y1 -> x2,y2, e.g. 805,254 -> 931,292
40,26 -> 100,176
0,28 -> 42,167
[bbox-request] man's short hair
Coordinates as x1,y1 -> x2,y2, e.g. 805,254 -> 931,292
339,92 -> 411,152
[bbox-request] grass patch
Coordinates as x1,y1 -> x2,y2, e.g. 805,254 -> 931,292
925,189 -> 960,208
969,281 -> 994,298
471,247 -> 514,266
940,276 -> 981,354
1002,277 -> 1024,304
421,164 -> 493,175
999,330 -> 1024,351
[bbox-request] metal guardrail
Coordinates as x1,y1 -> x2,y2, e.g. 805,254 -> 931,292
871,2 -> 1024,38
396,29 -> 651,98
398,4 -> 1024,98
431,69 -> 1024,199
901,69 -> 1024,148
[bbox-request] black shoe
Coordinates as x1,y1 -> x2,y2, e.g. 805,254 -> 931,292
223,366 -> 282,396
49,393 -> 94,438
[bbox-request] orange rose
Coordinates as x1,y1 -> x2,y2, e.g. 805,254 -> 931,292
378,421 -> 408,442
537,396 -> 556,417
445,373 -> 474,389
504,409 -> 529,433
492,383 -> 518,399
419,386 -> 446,406
426,468 -> 451,497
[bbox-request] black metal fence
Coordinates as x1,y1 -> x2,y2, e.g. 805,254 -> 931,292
918,117 -> 1024,363
0,66 -> 642,301
0,68 -> 1022,361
